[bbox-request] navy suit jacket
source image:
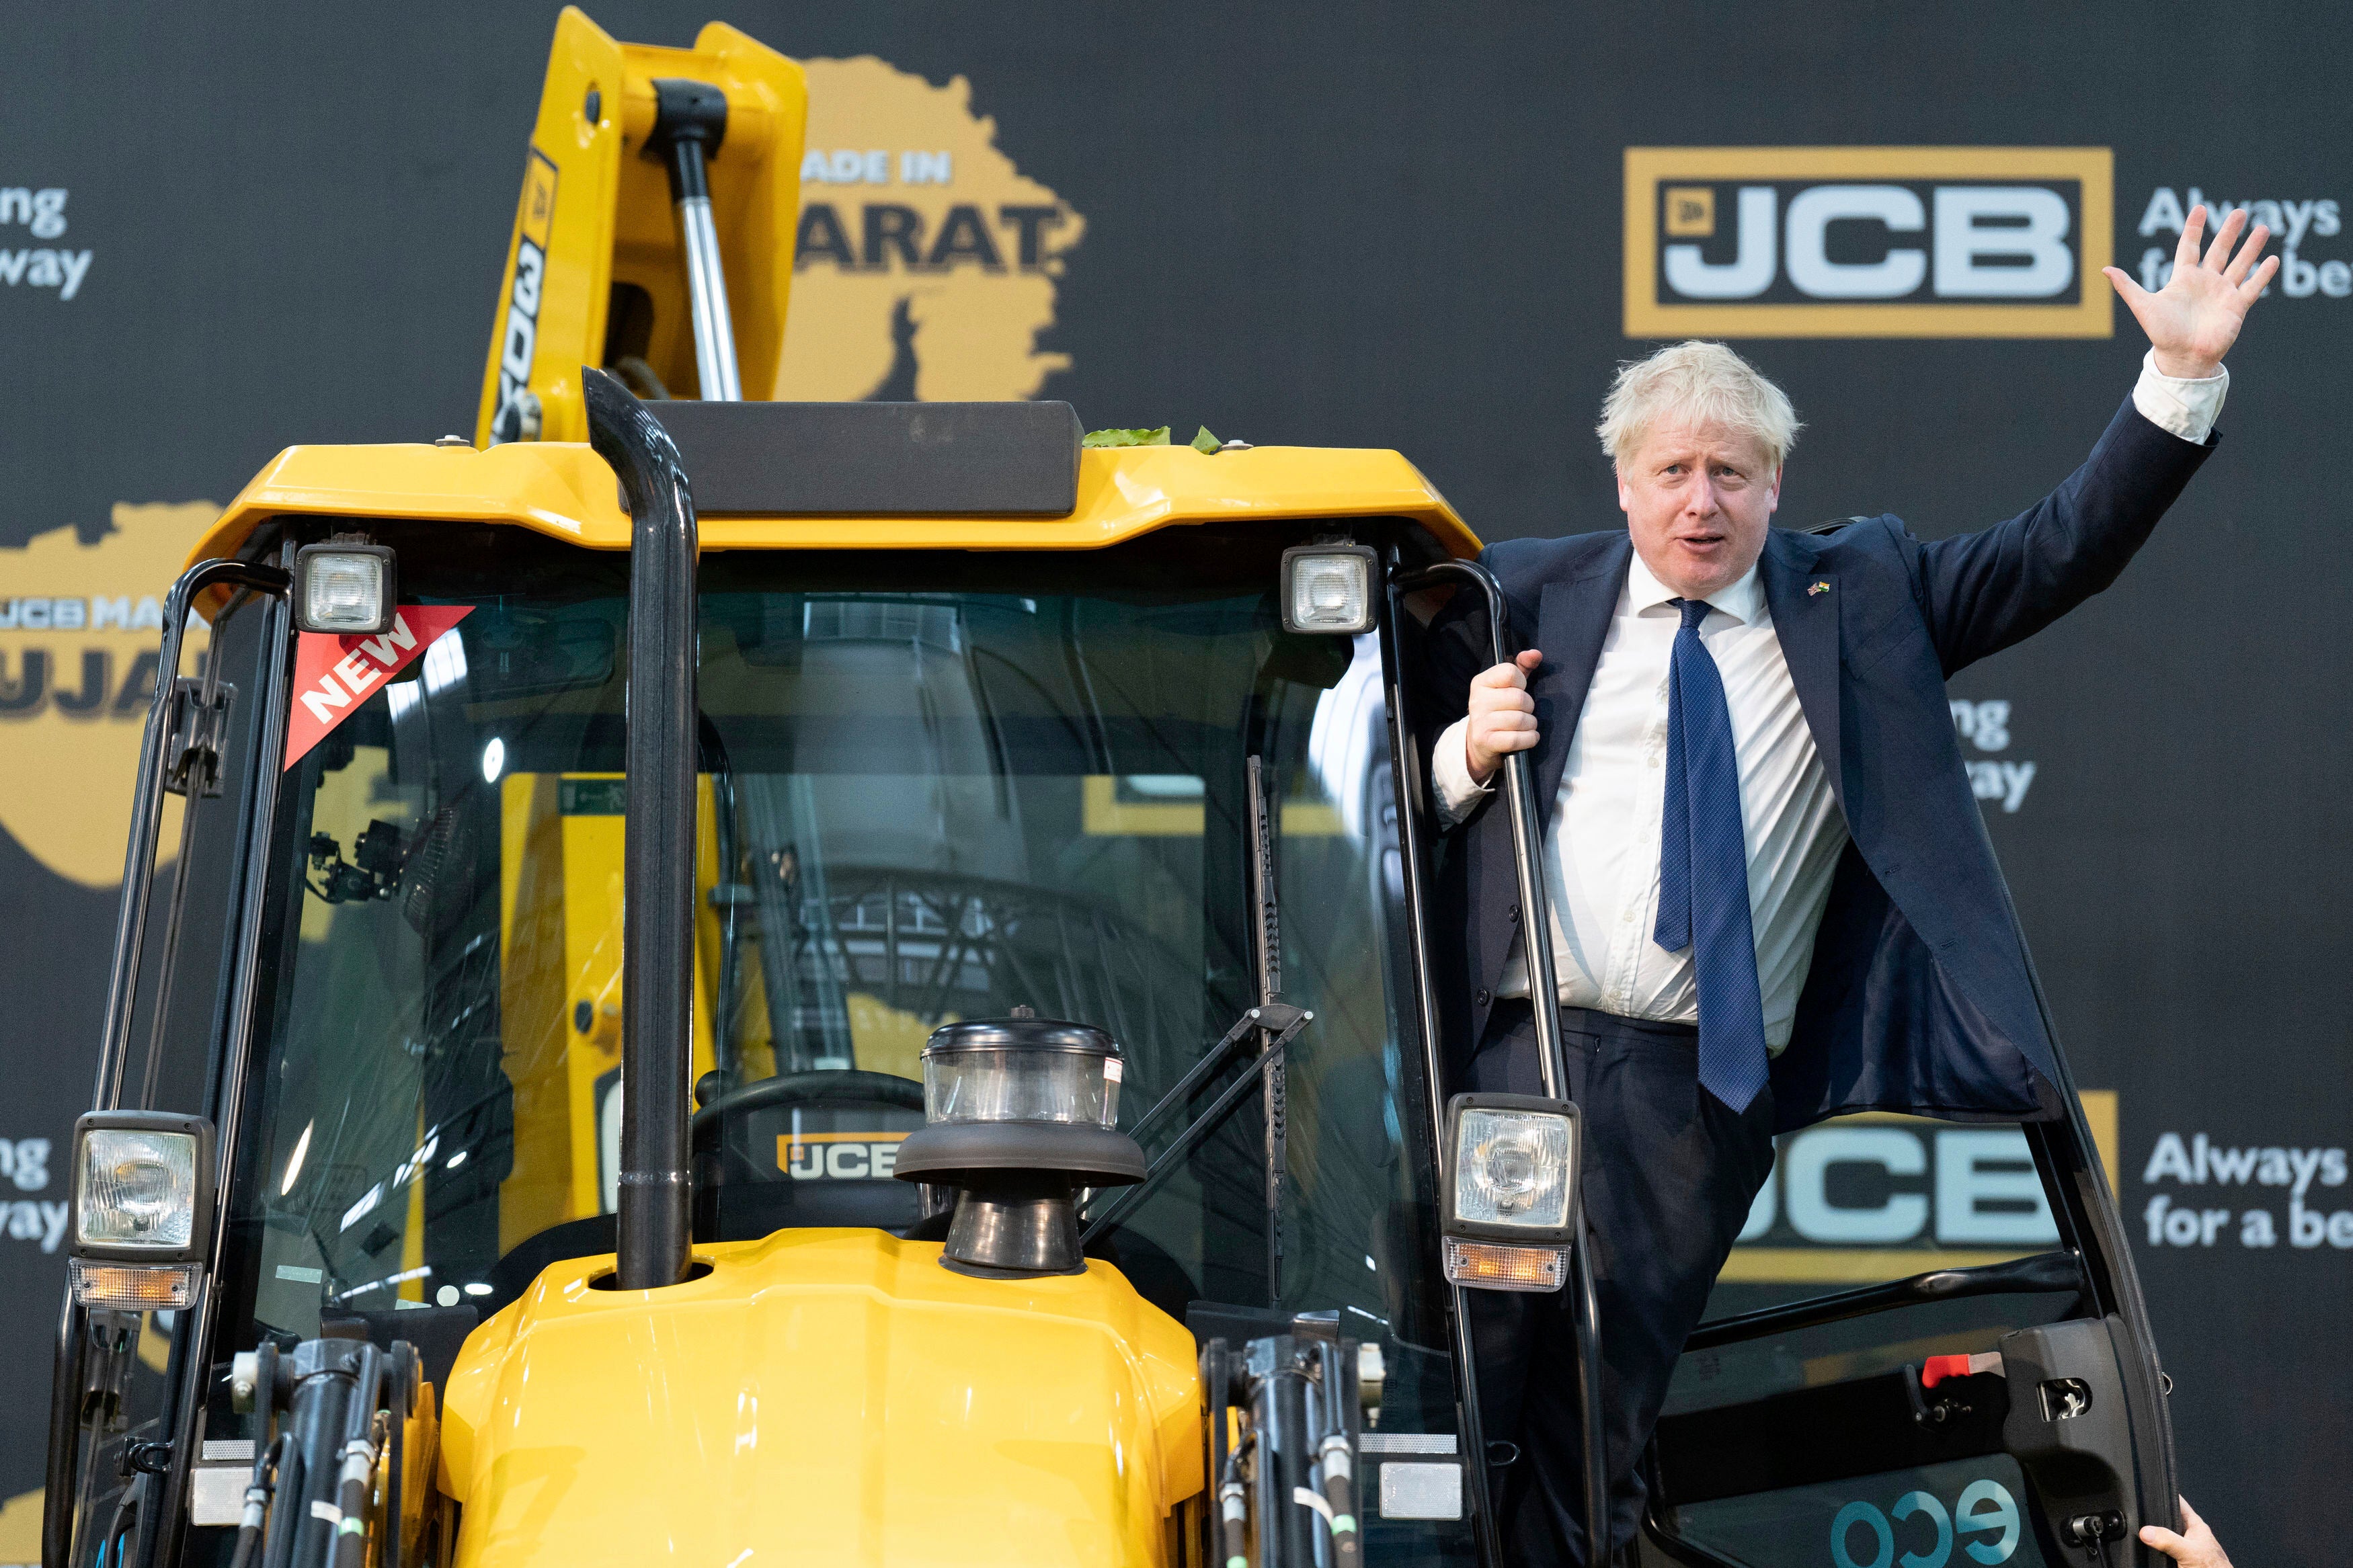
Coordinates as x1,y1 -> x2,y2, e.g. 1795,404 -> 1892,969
1414,398 -> 2215,1134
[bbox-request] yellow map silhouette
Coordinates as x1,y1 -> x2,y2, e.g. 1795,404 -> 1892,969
0,1485 -> 38,1565
775,58 -> 1085,401
0,503 -> 219,886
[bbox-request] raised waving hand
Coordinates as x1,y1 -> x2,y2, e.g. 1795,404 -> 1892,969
2104,203 -> 2278,379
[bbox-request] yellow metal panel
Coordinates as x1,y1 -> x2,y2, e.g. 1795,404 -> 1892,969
1079,776 -> 1344,837
439,1230 -> 1201,1567
498,774 -> 590,1251
500,772 -> 721,1244
472,11 -> 618,448
188,440 -> 1477,572
560,794 -> 627,1219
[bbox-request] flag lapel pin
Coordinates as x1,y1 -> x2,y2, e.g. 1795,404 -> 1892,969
1808,580 -> 1830,597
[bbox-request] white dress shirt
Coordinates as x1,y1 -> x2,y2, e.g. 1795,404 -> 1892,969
1434,356 -> 2227,1052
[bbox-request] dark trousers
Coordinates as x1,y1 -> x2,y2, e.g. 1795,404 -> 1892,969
1461,1001 -> 1777,1567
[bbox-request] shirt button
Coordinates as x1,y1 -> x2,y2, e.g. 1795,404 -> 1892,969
1620,910 -> 1634,924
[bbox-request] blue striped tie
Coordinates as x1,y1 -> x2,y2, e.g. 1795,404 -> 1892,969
1654,597 -> 1769,1112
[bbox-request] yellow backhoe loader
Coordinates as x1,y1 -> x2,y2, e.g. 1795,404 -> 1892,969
44,11 -> 2186,1568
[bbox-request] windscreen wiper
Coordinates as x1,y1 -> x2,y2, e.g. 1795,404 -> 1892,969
1078,1001 -> 1311,1248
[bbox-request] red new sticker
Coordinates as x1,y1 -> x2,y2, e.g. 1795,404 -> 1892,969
282,606 -> 474,770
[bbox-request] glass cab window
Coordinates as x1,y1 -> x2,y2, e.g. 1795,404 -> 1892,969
214,521 -> 1466,1545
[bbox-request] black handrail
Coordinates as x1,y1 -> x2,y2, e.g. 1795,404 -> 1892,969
1376,554 -> 1502,1565
1392,562 -> 1570,1096
136,585 -> 255,1111
1392,558 -> 1607,1568
50,556 -> 289,1568
88,559 -> 288,1112
1683,1248 -> 2088,1354
584,365 -> 701,1290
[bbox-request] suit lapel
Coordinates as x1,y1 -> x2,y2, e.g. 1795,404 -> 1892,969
1530,535 -> 1631,810
1761,528 -> 1844,811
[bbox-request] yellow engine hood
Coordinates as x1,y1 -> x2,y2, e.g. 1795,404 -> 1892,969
438,1229 -> 1201,1567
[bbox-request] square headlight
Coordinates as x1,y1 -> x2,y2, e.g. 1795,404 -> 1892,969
1441,1094 -> 1579,1241
292,541 -> 397,634
72,1112 -> 214,1264
1281,544 -> 1378,635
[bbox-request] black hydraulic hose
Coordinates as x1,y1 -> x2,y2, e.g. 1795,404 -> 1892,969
329,1347 -> 384,1568
1314,1339 -> 1361,1568
584,365 -> 701,1290
227,1436 -> 288,1568
1220,1436 -> 1252,1568
1254,1344 -> 1315,1568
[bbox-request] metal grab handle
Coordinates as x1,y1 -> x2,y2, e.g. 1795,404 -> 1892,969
53,556 -> 286,1568
89,557 -> 289,1112
1394,557 -> 1609,1568
1392,561 -> 1568,1097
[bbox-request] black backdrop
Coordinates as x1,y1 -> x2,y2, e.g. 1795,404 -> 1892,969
3,3 -> 2348,1563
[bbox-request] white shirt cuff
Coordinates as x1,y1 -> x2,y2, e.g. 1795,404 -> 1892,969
1431,716 -> 1494,827
2132,349 -> 2227,445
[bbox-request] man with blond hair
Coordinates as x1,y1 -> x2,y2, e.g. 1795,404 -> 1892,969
1418,208 -> 2276,1564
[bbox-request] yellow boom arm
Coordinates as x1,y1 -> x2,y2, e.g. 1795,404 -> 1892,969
473,6 -> 807,446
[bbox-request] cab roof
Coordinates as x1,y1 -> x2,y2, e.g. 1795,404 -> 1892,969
190,411 -> 1478,570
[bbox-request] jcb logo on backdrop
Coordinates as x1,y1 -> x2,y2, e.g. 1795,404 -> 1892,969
1624,148 -> 2113,338
1721,1096 -> 2118,1283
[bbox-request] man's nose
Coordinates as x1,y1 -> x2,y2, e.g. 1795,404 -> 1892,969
1683,474 -> 1721,519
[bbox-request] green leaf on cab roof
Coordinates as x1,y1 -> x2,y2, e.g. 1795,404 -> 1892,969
1190,426 -> 1221,454
1081,427 -> 1170,448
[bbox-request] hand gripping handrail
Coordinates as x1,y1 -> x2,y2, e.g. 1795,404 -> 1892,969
1392,558 -> 1609,1568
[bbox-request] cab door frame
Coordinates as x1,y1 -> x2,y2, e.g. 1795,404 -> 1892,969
1639,958 -> 2180,1564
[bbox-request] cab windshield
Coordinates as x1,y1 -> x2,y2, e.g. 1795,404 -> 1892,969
219,522 -> 1449,1395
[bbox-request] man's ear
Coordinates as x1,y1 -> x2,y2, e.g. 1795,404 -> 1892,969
1616,464 -> 1633,514
1765,465 -> 1782,518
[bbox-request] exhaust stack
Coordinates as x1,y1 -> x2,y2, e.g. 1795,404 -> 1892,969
584,366 -> 699,1289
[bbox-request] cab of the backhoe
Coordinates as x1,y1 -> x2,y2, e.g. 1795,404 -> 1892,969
49,406 -> 1510,1568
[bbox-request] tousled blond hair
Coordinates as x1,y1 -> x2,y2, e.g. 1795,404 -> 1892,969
1597,341 -> 1801,472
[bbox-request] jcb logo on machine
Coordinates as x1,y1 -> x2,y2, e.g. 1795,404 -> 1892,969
1624,147 -> 2113,337
780,1132 -> 907,1181
493,149 -> 559,441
